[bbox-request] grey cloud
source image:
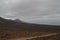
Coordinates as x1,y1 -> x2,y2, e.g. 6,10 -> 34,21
10,0 -> 60,16
0,0 -> 60,25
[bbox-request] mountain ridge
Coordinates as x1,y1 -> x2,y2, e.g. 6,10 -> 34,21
0,17 -> 60,31
0,17 -> 60,40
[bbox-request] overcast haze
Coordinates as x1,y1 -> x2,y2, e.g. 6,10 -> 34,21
0,0 -> 60,25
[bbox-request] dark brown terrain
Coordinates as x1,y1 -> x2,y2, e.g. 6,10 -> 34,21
0,17 -> 60,40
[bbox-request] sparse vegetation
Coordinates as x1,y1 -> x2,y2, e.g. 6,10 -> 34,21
26,33 -> 60,40
0,17 -> 60,40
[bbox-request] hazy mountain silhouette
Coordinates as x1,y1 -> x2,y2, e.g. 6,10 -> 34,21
14,19 -> 25,23
0,17 -> 60,31
14,19 -> 22,22
0,17 -> 60,40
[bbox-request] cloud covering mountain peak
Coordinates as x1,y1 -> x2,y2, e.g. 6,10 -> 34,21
0,0 -> 60,25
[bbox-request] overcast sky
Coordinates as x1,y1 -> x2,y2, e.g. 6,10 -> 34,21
0,0 -> 60,25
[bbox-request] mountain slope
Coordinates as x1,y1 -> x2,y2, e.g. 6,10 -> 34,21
0,17 -> 60,31
0,17 -> 60,40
